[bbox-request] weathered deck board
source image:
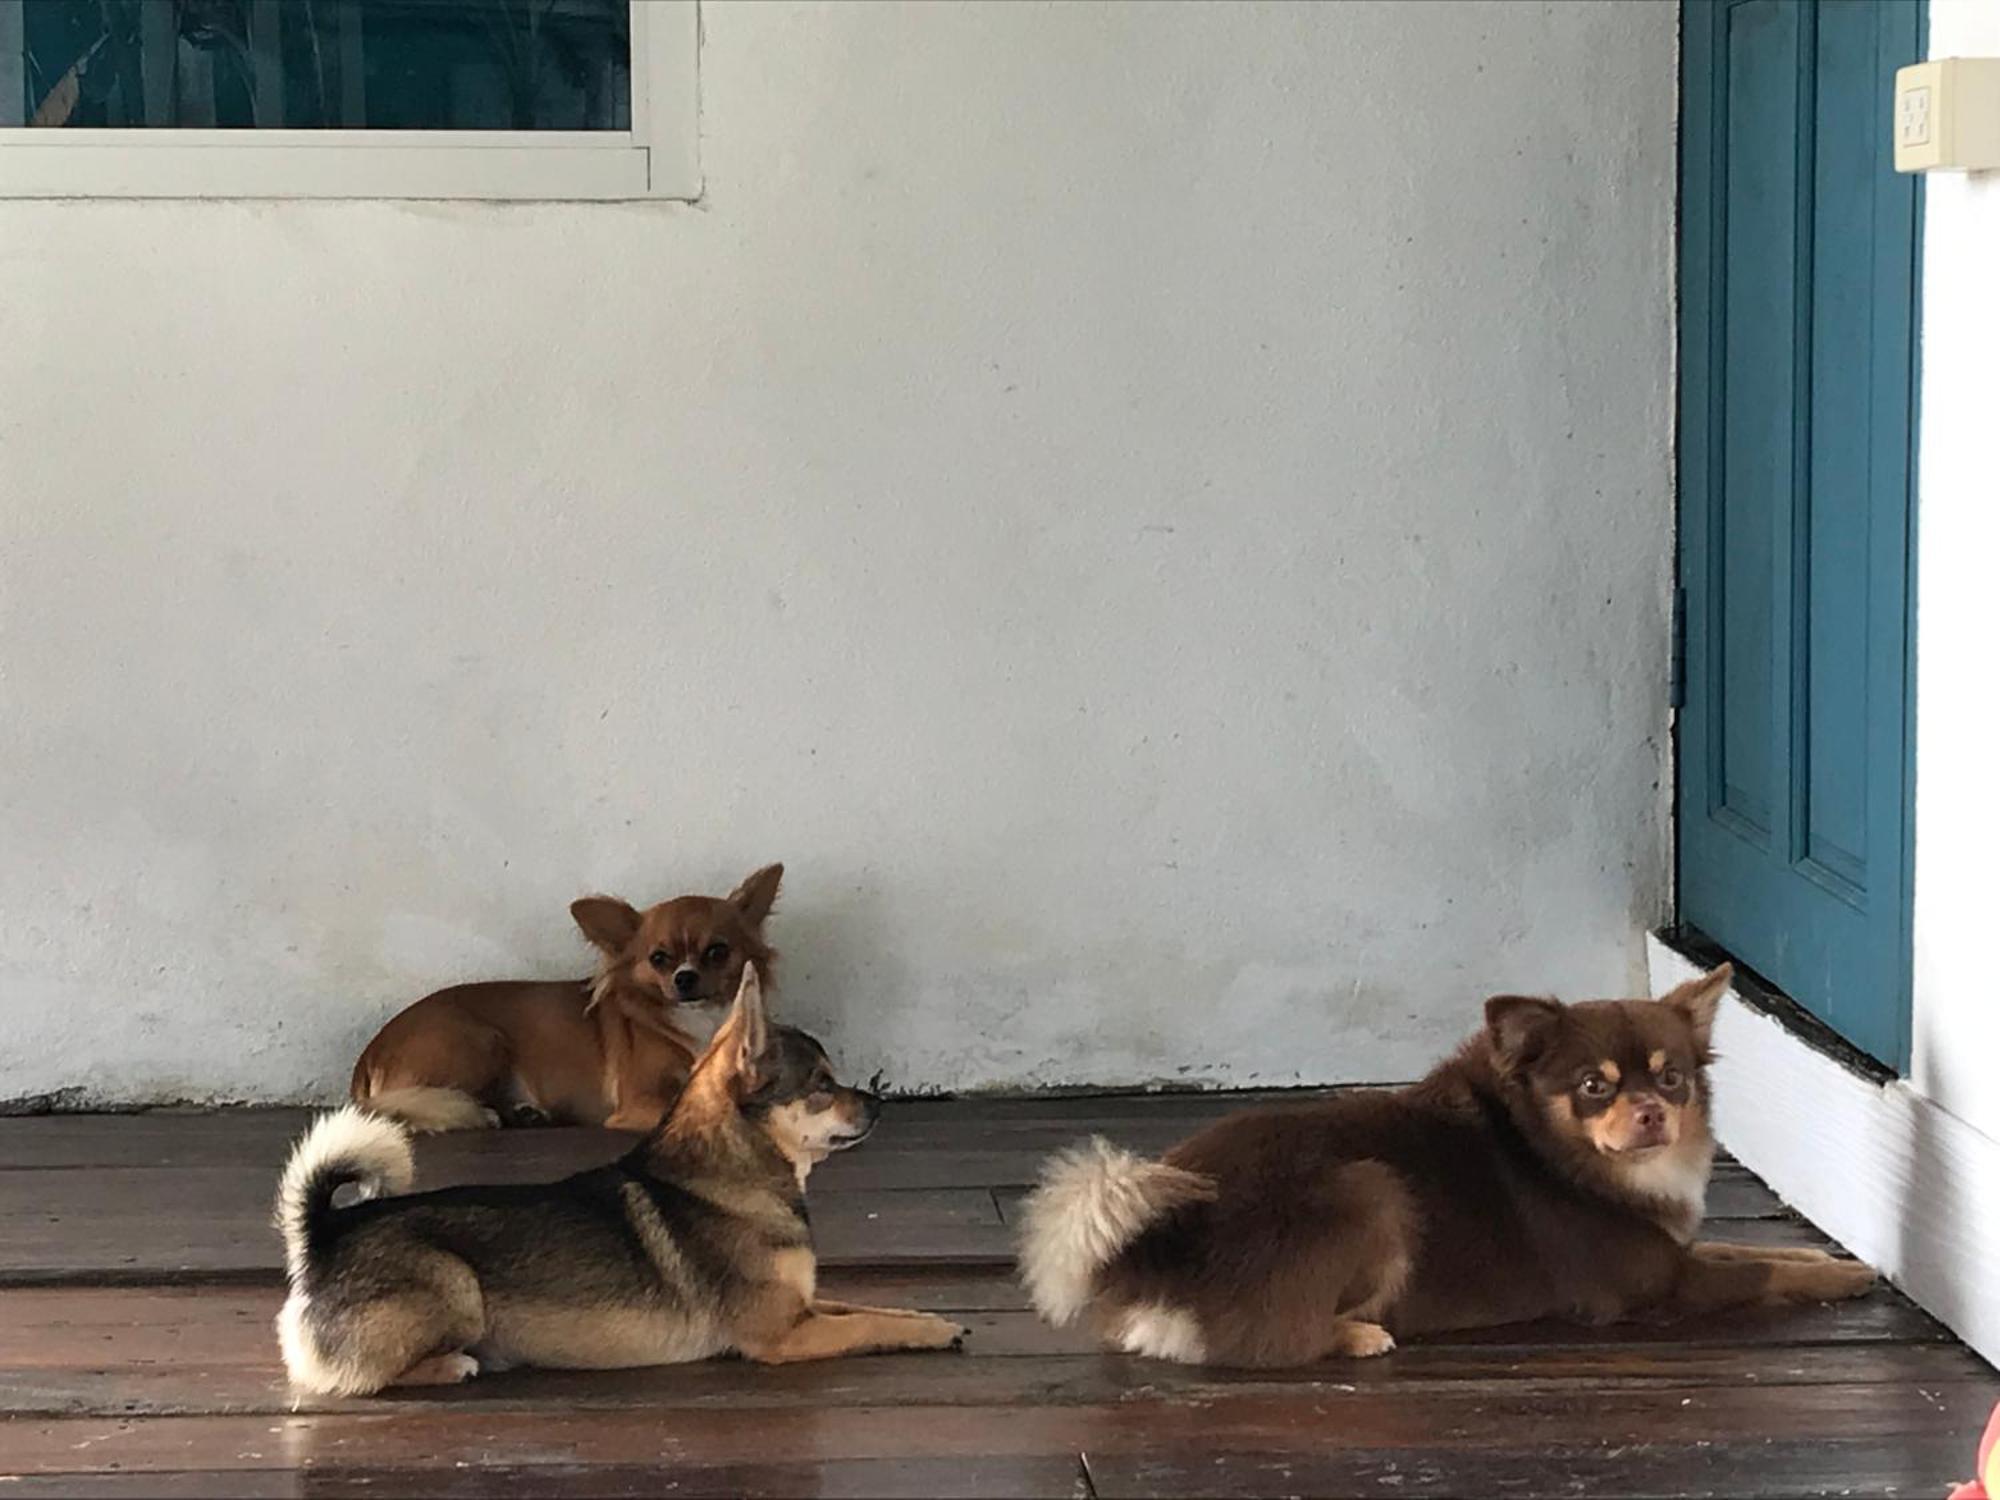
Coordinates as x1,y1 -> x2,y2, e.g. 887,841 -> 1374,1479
5,1383 -> 1992,1475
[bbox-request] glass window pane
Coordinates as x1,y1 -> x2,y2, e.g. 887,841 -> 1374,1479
6,0 -> 630,130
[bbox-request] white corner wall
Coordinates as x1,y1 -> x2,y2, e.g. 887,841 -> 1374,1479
0,2 -> 1676,1105
1911,0 -> 2000,1152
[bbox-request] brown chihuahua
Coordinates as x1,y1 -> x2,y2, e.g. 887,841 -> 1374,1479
350,864 -> 784,1133
1020,964 -> 1878,1367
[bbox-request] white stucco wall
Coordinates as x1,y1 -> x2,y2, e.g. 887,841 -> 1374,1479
0,1 -> 1676,1106
1912,0 -> 2000,1149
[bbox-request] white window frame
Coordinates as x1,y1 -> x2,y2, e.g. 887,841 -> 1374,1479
0,0 -> 696,200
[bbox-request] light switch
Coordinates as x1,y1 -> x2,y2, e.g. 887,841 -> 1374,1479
1894,59 -> 2000,173
1898,86 -> 1930,149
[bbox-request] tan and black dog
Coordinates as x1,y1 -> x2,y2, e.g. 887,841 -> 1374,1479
350,864 -> 784,1132
279,966 -> 964,1395
1019,964 -> 1876,1367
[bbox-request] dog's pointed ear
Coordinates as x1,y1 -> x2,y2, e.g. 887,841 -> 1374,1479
1485,995 -> 1565,1072
728,863 -> 784,928
571,896 -> 641,955
1660,962 -> 1732,1054
722,963 -> 773,1086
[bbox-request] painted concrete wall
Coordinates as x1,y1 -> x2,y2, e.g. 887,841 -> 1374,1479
1912,0 -> 2000,1151
0,1 -> 1676,1106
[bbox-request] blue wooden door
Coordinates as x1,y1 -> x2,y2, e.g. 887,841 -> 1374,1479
1678,0 -> 1922,1068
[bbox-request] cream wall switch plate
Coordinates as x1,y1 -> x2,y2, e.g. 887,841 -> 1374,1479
1895,58 -> 2000,172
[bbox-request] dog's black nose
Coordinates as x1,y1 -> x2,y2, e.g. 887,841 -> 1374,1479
672,968 -> 701,996
857,1091 -> 882,1126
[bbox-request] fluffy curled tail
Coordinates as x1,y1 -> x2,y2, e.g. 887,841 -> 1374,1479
274,1106 -> 413,1281
1017,1137 -> 1216,1327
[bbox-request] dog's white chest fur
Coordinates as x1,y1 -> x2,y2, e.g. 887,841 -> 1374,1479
679,1004 -> 727,1046
1619,1147 -> 1713,1239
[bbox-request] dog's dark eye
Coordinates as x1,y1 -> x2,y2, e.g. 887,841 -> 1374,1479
1578,1074 -> 1612,1100
806,1089 -> 834,1111
648,950 -> 671,971
702,942 -> 730,965
1659,1065 -> 1684,1089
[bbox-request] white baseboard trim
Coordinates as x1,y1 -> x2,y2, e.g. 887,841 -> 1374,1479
1648,934 -> 2000,1369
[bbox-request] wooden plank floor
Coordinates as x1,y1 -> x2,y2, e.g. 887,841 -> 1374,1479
0,1095 -> 1992,1498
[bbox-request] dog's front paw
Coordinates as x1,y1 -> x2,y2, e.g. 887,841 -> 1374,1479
1816,1259 -> 1879,1301
909,1314 -> 969,1351
1783,1257 -> 1878,1303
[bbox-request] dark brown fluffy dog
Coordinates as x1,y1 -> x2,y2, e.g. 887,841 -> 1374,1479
350,865 -> 783,1133
1019,965 -> 1876,1366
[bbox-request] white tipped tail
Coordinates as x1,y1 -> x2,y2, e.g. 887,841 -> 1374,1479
274,1106 -> 414,1281
1016,1137 -> 1216,1327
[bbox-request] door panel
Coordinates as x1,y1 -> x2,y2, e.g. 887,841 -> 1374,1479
1677,0 -> 1920,1067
